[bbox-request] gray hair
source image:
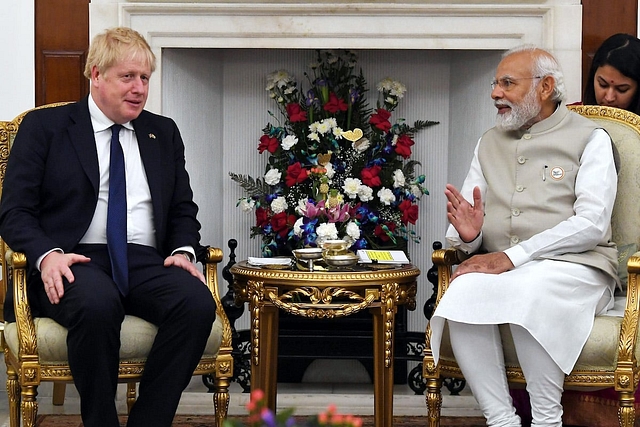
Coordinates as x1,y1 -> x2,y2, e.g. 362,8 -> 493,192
503,45 -> 566,103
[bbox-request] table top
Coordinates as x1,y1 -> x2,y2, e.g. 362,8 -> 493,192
230,260 -> 420,284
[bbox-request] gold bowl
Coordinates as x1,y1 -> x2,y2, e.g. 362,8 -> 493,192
292,248 -> 324,260
323,252 -> 359,268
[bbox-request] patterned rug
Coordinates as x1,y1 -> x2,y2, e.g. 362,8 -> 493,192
35,414 -> 488,426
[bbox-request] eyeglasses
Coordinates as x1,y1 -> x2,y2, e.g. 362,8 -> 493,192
490,76 -> 543,91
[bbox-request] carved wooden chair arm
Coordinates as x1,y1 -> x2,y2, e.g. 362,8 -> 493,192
5,248 -> 39,361
201,246 -> 234,362
430,247 -> 464,305
614,252 -> 640,392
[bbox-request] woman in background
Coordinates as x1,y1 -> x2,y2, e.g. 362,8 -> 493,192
583,33 -> 640,114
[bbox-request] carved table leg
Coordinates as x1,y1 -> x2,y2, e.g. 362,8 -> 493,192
372,300 -> 395,427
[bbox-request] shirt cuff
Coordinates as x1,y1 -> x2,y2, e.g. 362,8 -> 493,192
503,245 -> 529,268
172,246 -> 195,263
36,248 -> 64,271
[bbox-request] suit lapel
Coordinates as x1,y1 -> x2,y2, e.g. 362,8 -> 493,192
68,98 -> 100,194
132,113 -> 164,228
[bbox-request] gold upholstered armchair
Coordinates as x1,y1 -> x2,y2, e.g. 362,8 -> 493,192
0,104 -> 234,427
423,105 -> 640,427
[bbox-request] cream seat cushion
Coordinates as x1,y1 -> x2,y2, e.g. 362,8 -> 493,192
437,312 -> 640,373
4,315 -> 223,364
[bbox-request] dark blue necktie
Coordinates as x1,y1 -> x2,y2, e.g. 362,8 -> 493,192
107,124 -> 129,295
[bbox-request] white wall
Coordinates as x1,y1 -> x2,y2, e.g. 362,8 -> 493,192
1,1 -> 35,121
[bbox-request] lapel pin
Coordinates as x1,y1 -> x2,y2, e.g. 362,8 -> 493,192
148,133 -> 156,139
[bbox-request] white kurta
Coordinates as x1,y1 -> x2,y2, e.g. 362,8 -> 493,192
430,127 -> 618,374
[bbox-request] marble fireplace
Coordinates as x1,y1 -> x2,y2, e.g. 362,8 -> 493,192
90,1 -> 584,334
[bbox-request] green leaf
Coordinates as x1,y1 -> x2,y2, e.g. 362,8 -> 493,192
229,172 -> 270,198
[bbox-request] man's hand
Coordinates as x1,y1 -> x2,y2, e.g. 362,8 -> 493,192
40,252 -> 91,304
445,184 -> 484,243
164,254 -> 205,284
451,252 -> 514,280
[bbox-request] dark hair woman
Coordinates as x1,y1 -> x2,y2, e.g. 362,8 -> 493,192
583,33 -> 640,114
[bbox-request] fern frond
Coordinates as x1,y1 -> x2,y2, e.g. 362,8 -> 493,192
229,172 -> 270,198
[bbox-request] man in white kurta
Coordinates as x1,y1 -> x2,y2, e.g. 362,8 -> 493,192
430,46 -> 619,427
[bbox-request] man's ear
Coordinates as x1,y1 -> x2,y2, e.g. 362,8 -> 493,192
539,75 -> 555,101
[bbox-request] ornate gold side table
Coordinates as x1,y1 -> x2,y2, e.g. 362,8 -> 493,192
230,261 -> 420,427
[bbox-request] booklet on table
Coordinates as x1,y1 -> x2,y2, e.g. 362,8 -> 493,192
356,249 -> 409,264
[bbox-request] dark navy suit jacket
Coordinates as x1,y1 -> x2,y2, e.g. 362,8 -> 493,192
0,97 -> 202,319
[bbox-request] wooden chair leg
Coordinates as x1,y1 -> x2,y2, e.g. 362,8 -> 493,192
618,390 -> 636,427
52,382 -> 66,405
126,382 -> 137,414
212,375 -> 231,427
6,363 -> 20,427
20,384 -> 38,427
426,376 -> 443,427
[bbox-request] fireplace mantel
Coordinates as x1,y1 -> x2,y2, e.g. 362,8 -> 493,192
90,0 -> 583,112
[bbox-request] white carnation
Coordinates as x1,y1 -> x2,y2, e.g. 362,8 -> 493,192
270,196 -> 288,214
377,187 -> 396,205
358,185 -> 374,202
393,170 -> 405,188
343,178 -> 362,199
264,168 -> 282,186
316,222 -> 338,240
411,184 -> 422,197
346,221 -> 361,240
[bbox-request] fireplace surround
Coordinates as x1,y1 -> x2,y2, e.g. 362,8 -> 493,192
89,1 -> 583,334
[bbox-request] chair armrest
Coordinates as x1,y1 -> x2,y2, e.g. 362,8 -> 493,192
431,247 -> 464,305
201,246 -> 234,357
5,248 -> 39,359
615,251 -> 640,392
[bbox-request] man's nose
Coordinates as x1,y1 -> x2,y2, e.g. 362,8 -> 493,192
131,77 -> 144,92
491,86 -> 503,100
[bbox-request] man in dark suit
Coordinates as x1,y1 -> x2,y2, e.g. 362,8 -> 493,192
0,27 -> 215,427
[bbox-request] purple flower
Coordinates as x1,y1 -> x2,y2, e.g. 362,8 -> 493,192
353,238 -> 368,249
349,87 -> 361,104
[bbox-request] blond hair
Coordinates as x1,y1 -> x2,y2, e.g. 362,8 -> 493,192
83,27 -> 156,79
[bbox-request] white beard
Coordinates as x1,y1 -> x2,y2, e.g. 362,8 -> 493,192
495,88 -> 541,131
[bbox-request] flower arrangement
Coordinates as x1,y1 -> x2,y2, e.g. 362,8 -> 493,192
223,389 -> 363,427
230,50 -> 438,257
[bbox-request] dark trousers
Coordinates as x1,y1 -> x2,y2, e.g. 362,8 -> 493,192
33,244 -> 216,427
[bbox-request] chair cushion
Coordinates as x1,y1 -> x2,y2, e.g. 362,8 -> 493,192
437,314 -> 635,372
4,314 -> 223,364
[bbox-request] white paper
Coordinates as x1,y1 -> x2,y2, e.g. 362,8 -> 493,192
247,257 -> 292,266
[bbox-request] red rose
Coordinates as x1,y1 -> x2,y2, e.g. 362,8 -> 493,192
270,212 -> 296,238
323,92 -> 348,114
361,165 -> 382,187
258,135 -> 279,154
374,222 -> 397,242
395,134 -> 415,159
286,103 -> 308,123
369,108 -> 392,132
255,207 -> 270,227
398,199 -> 419,225
285,162 -> 309,187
